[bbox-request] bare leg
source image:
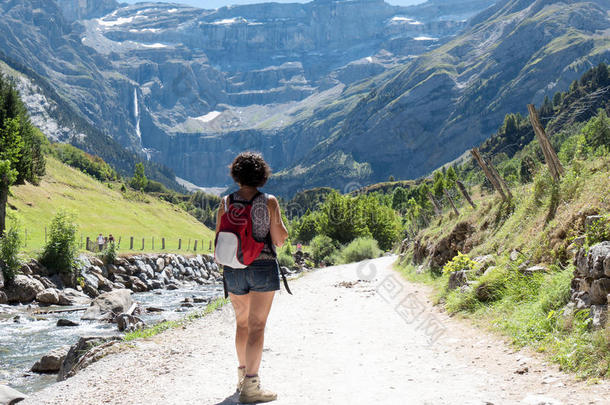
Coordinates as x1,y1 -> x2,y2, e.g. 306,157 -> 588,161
229,293 -> 251,367
245,291 -> 275,376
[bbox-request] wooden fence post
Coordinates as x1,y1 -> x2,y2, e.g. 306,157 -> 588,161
178,239 -> 182,250
118,236 -> 121,248
527,104 -> 564,181
456,181 -> 476,209
45,226 -> 47,244
152,237 -> 154,250
209,240 -> 212,251
443,189 -> 459,216
86,237 -> 90,251
486,158 -> 513,200
188,238 -> 191,250
130,236 -> 134,250
427,191 -> 441,215
471,148 -> 507,200
194,240 -> 198,252
162,237 -> 165,250
141,238 -> 144,250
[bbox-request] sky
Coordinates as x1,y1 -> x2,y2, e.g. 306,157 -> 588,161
122,0 -> 426,10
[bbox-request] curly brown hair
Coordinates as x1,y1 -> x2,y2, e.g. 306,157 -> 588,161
229,152 -> 271,187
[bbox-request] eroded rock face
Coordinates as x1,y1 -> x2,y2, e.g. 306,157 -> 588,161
429,222 -> 475,270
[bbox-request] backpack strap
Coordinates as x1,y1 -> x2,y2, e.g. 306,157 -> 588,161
279,265 -> 292,295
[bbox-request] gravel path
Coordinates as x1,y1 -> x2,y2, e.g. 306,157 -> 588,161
24,257 -> 610,404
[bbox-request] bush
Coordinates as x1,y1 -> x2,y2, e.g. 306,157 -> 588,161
277,251 -> 295,269
39,210 -> 78,274
0,215 -> 22,282
100,241 -> 117,265
339,237 -> 382,264
310,235 -> 338,265
442,251 -> 476,274
586,215 -> 610,247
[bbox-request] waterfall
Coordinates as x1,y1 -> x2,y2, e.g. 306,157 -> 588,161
133,88 -> 141,140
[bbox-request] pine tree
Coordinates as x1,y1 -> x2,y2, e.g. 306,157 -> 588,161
0,74 -> 46,235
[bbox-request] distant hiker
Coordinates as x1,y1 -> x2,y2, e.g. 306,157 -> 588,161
215,152 -> 289,403
296,243 -> 302,252
108,234 -> 115,244
97,233 -> 105,251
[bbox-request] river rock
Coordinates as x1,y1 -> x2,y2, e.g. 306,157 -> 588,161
31,346 -> 70,373
155,257 -> 165,272
166,283 -> 180,290
129,276 -> 148,292
58,288 -> 91,306
520,265 -> 547,276
90,257 -> 105,268
81,289 -> 133,321
0,268 -> 4,289
4,275 -> 45,304
0,384 -> 27,404
36,288 -> 61,305
0,291 -> 7,304
116,313 -> 145,332
58,336 -> 121,381
57,318 -> 79,327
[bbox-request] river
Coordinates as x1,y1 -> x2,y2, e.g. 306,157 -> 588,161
0,283 -> 224,394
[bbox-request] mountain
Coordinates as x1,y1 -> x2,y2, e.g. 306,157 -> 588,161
0,0 -> 607,197
0,0 -> 493,194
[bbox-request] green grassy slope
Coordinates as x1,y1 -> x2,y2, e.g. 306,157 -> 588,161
7,156 -> 214,256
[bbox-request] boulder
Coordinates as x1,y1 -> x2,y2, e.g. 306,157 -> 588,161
590,278 -> 610,305
31,346 -> 70,373
0,268 -> 4,289
448,270 -> 468,290
155,257 -> 165,272
35,275 -> 58,290
57,319 -> 79,327
0,291 -> 7,304
473,255 -> 495,275
0,385 -> 27,404
81,289 -> 133,321
58,288 -> 91,306
606,254 -> 610,278
90,257 -> 105,268
36,288 -> 61,305
58,336 -> 121,381
129,277 -> 148,292
588,242 -> 610,278
116,313 -> 145,332
4,275 -> 45,304
509,250 -> 521,261
82,284 -> 99,298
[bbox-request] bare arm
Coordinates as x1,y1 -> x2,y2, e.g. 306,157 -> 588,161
215,197 -> 225,235
268,195 -> 288,247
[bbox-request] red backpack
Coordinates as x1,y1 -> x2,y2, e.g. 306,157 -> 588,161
214,192 -> 265,268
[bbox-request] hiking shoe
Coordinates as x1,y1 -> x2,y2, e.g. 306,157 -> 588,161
237,367 -> 246,391
239,375 -> 277,403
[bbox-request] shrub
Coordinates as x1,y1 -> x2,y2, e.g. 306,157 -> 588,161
586,215 -> 610,247
100,241 -> 117,265
0,215 -> 22,282
310,235 -> 338,265
442,251 -> 476,275
278,251 -> 295,269
339,237 -> 382,264
39,210 -> 78,274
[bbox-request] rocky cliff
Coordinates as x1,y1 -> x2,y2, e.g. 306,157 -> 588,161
2,0 -> 607,196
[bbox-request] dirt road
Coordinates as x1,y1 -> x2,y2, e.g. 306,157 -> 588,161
24,256 -> 610,404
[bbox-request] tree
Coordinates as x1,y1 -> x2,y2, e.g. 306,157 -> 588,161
432,171 -> 445,199
392,187 -> 408,211
130,162 -> 148,191
0,74 -> 45,235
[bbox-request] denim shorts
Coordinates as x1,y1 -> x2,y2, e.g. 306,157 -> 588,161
223,259 -> 280,295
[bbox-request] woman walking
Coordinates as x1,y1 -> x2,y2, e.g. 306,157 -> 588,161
215,152 -> 288,403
